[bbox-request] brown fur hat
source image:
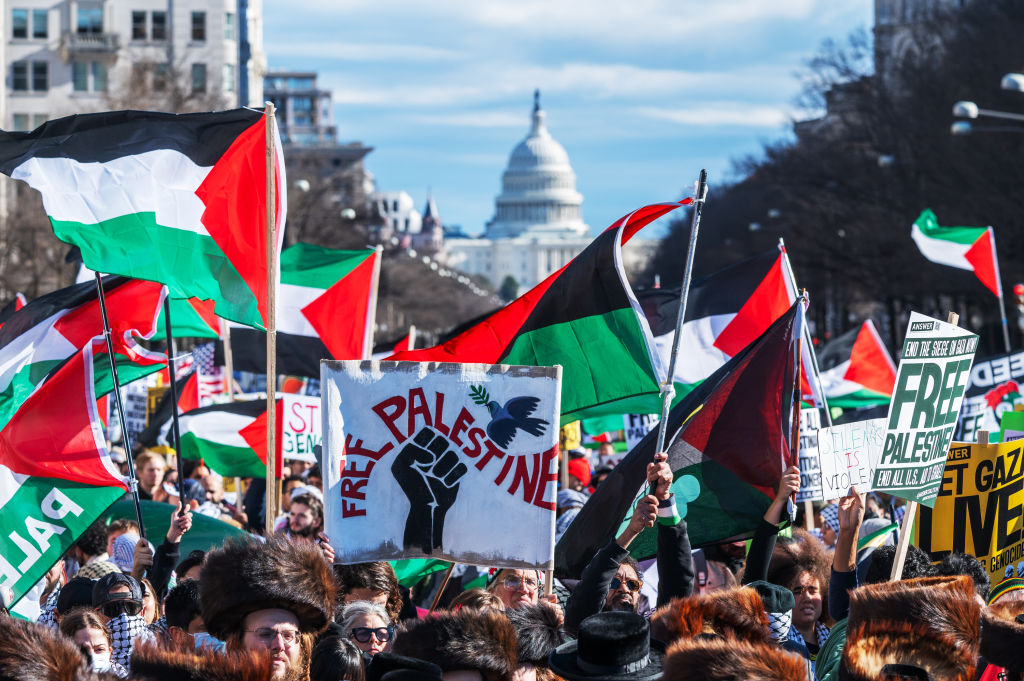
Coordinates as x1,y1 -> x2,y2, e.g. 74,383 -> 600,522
662,638 -> 808,681
129,641 -> 275,681
391,610 -> 518,681
199,535 -> 338,641
840,575 -> 981,681
648,586 -> 770,646
980,602 -> 1024,671
0,616 -> 117,681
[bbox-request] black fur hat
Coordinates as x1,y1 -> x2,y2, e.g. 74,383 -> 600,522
199,535 -> 338,641
980,602 -> 1024,672
0,616 -> 117,681
392,610 -> 518,681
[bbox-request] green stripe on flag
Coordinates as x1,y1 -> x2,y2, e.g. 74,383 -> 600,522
0,360 -> 62,431
280,243 -> 373,289
914,210 -> 986,245
179,431 -> 265,478
858,523 -> 898,551
827,388 -> 893,409
390,559 -> 450,588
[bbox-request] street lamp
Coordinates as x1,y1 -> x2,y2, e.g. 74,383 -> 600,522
952,100 -> 1024,122
1002,73 -> 1024,92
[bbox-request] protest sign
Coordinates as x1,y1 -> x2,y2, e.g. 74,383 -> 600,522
953,350 -> 1024,442
817,418 -> 886,501
916,440 -> 1024,585
624,414 -> 659,452
872,312 -> 978,507
796,408 -> 823,502
282,394 -> 320,463
322,360 -> 561,568
1001,409 -> 1024,443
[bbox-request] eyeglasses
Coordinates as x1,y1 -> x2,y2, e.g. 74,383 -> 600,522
350,626 -> 395,644
246,627 -> 301,646
610,577 -> 643,593
501,576 -> 538,592
101,600 -> 142,618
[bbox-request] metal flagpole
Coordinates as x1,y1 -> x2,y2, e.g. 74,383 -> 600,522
653,170 -> 708,462
364,245 -> 383,359
162,298 -> 187,509
264,101 -> 279,535
94,273 -> 147,539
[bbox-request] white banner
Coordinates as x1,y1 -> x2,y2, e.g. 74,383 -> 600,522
817,418 -> 886,501
322,360 -> 561,568
282,394 -> 320,463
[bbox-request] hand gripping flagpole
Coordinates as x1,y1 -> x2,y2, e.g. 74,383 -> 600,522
264,101 -> 279,536
652,170 -> 708,489
162,298 -> 187,512
94,273 -> 147,539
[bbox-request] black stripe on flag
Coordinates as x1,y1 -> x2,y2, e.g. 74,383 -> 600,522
216,329 -> 329,379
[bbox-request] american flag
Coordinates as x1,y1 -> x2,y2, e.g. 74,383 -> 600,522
192,342 -> 225,404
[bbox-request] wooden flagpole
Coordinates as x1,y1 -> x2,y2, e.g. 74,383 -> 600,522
264,102 -> 279,535
428,563 -> 455,613
364,245 -> 383,359
161,298 -> 187,509
94,273 -> 147,539
408,324 -> 417,351
889,310 -> 959,581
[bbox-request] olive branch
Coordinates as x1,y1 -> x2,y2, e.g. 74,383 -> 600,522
469,384 -> 491,406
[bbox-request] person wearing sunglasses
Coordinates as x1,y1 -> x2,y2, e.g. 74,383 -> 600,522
91,572 -> 149,668
339,600 -> 394,656
563,451 -> 694,635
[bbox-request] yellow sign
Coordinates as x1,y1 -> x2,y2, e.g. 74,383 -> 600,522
560,420 -> 582,452
916,440 -> 1024,584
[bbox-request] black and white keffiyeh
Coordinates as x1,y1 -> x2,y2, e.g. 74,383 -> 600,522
36,587 -> 60,630
766,610 -> 792,643
108,613 -> 150,668
788,621 -> 831,651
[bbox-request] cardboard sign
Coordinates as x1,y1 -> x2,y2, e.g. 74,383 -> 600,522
282,394 -> 320,463
872,313 -> 978,506
1001,410 -> 1024,443
322,360 -> 561,568
624,414 -> 659,452
954,351 -> 1024,442
817,418 -> 886,501
796,408 -> 823,502
916,440 -> 1024,585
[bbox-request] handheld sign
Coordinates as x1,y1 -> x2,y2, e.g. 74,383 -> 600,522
816,418 -> 885,501
872,312 -> 978,507
282,394 -> 320,463
954,351 -> 1024,442
796,408 -> 823,502
322,360 -> 561,568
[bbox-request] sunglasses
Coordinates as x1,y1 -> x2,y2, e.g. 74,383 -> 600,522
101,600 -> 142,618
350,626 -> 395,644
610,577 -> 643,593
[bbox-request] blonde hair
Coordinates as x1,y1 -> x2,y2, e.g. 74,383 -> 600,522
450,588 -> 505,613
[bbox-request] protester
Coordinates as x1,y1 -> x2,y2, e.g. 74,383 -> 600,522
336,562 -> 405,624
662,638 -> 807,681
555,489 -> 587,543
549,611 -> 664,681
486,568 -> 563,620
135,449 -> 169,502
163,579 -> 205,645
934,552 -> 991,604
340,601 -> 394,657
565,457 -> 591,493
106,519 -> 140,557
59,607 -> 128,677
505,603 -> 566,681
92,572 -> 148,667
590,465 -> 613,491
52,576 -> 97,627
311,636 -> 366,681
392,609 -> 518,681
139,577 -> 160,626
69,520 -> 114,576
450,588 -> 505,614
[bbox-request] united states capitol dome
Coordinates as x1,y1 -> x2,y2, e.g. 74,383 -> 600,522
484,91 -> 588,240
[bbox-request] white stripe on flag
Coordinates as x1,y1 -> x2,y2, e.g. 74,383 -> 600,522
229,282 -> 321,337
0,466 -> 29,509
655,314 -> 735,385
911,224 -> 973,270
179,410 -> 255,448
0,311 -> 75,390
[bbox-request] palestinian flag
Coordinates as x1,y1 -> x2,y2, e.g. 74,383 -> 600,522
0,108 -> 287,329
390,201 -> 694,422
911,209 -> 1002,297
177,399 -> 282,478
0,293 -> 26,329
637,247 -> 821,405
0,342 -> 128,609
219,243 -> 380,377
555,302 -> 802,577
0,277 -> 167,431
818,320 -> 897,408
372,327 -> 417,360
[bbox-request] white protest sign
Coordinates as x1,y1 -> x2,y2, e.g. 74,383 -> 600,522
282,394 -> 320,463
322,360 -> 561,568
872,312 -> 978,507
817,418 -> 886,501
624,414 -> 659,452
796,408 -> 823,502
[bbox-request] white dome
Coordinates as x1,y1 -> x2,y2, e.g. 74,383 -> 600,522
485,92 -> 588,240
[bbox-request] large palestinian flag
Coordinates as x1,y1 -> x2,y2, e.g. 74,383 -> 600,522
637,248 -> 821,405
390,201 -> 693,422
176,400 -> 282,478
218,243 -> 380,377
818,320 -> 897,408
0,342 -> 128,610
911,209 -> 1002,297
555,302 -> 802,577
0,108 -> 286,329
0,277 -> 166,431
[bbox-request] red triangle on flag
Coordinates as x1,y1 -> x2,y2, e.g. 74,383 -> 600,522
187,298 -> 221,337
238,400 -> 283,477
177,372 -> 200,413
301,252 -> 376,359
713,254 -> 791,358
844,322 -> 897,397
965,228 -> 1000,297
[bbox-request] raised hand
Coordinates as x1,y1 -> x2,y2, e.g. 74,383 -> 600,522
646,452 -> 673,501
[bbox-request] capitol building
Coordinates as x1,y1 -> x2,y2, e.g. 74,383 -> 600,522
442,92 -> 656,292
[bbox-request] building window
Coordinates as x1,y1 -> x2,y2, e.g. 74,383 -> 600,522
153,63 -> 168,92
191,63 -> 206,93
151,11 -> 166,39
77,7 -> 103,34
32,9 -> 46,38
72,62 -> 88,91
32,113 -> 47,128
32,61 -> 48,91
131,11 -> 146,39
12,114 -> 28,130
92,61 -> 107,91
223,63 -> 235,93
12,62 -> 28,90
12,9 -> 27,38
191,11 -> 206,41
224,12 -> 235,40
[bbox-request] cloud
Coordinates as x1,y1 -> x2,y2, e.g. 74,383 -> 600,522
635,104 -> 794,128
408,111 -> 526,128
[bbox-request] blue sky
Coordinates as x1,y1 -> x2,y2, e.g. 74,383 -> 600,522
263,1 -> 873,237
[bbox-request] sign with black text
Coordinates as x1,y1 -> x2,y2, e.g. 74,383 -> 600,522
796,408 -> 823,502
282,394 -> 320,463
817,418 -> 885,500
954,351 -> 1024,442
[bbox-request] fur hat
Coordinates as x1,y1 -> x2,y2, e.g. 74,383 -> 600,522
391,610 -> 518,681
840,575 -> 981,681
199,535 -> 338,641
662,638 -> 808,681
0,616 -> 116,681
980,602 -> 1024,672
130,641 -> 275,681
649,585 -> 770,645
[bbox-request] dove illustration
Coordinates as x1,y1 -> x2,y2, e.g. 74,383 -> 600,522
484,395 -> 548,448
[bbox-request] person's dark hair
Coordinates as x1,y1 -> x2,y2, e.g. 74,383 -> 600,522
865,545 -> 935,584
765,529 -> 832,625
311,635 -> 366,681
505,604 -> 566,668
59,607 -> 110,642
74,520 -> 108,558
306,464 -> 322,483
283,474 -> 305,487
175,549 -> 206,579
620,553 -> 640,580
181,458 -> 205,479
334,562 -> 403,623
164,579 -> 203,630
934,552 -> 990,600
292,492 -> 324,521
106,519 -> 139,538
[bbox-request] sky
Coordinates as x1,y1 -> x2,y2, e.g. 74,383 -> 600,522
263,0 -> 874,238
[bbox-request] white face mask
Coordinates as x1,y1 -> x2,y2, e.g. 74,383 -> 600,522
91,653 -> 111,672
